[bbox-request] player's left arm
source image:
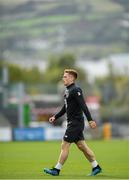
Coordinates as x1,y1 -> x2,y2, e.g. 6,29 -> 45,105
74,88 -> 96,129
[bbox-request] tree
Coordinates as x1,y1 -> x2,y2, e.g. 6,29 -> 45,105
8,64 -> 23,83
0,61 -> 44,84
22,67 -> 43,84
95,64 -> 129,122
43,53 -> 87,84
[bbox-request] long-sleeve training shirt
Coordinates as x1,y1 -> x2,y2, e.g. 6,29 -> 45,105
55,83 -> 93,125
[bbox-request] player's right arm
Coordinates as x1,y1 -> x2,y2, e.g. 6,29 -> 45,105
49,104 -> 66,123
73,87 -> 97,129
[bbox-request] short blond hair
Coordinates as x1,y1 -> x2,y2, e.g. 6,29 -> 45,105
64,69 -> 78,79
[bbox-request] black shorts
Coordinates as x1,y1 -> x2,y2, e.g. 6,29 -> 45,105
63,124 -> 84,143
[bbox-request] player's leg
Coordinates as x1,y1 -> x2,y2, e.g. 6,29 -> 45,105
44,140 -> 71,176
76,140 -> 95,161
76,140 -> 102,176
57,140 -> 71,165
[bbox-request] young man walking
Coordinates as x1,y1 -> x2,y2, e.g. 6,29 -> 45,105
44,69 -> 102,176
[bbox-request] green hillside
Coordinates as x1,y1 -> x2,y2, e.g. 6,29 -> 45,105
0,0 -> 129,60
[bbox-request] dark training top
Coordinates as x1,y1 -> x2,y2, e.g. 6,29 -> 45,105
55,83 -> 93,126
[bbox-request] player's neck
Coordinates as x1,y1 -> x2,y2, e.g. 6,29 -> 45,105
66,82 -> 75,88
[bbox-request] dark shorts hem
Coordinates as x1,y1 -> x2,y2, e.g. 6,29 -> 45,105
63,126 -> 84,143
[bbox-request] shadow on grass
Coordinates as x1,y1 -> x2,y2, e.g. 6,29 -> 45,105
57,174 -> 124,179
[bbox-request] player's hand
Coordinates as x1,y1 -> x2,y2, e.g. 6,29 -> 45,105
49,116 -> 55,123
89,120 -> 97,129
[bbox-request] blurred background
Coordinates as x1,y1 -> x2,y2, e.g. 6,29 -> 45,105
0,0 -> 129,142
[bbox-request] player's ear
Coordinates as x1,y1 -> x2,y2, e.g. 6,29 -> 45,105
71,76 -> 75,81
72,75 -> 76,81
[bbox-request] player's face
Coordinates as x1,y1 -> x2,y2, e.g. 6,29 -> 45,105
63,72 -> 74,86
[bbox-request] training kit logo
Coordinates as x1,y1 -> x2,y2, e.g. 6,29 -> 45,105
65,89 -> 69,98
77,91 -> 81,96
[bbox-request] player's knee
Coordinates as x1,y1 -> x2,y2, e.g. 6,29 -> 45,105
77,143 -> 85,151
61,143 -> 65,150
61,142 -> 69,151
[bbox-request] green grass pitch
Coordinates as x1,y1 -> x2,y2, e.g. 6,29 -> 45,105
0,140 -> 129,179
